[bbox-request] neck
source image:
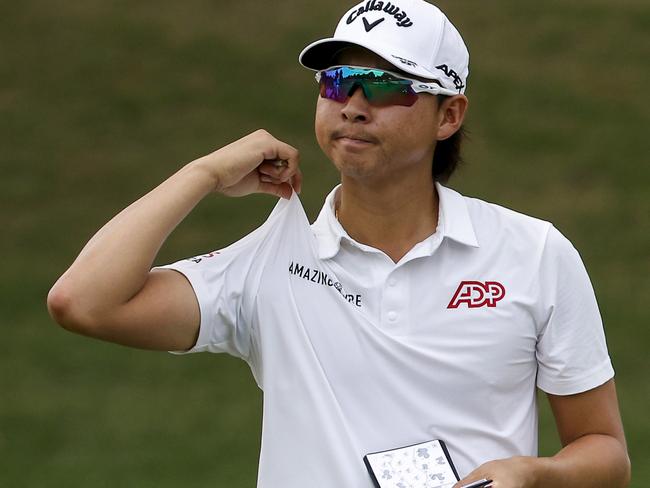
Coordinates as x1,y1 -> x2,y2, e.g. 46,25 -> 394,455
336,173 -> 439,263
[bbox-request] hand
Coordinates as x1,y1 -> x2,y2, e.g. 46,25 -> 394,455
453,456 -> 542,488
192,129 -> 302,199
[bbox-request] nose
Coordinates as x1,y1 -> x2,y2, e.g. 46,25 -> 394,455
340,85 -> 371,122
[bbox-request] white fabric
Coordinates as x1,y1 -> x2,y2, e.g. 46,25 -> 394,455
299,0 -> 470,94
159,183 -> 614,487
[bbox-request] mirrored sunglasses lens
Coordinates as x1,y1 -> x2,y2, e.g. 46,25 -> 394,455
363,82 -> 418,107
319,67 -> 418,107
319,82 -> 347,102
319,68 -> 352,102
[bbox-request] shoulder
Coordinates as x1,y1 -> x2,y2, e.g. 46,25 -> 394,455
465,193 -> 551,235
448,186 -> 555,249
439,185 -> 586,272
454,189 -> 591,286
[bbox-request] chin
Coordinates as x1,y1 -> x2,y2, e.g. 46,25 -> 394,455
335,158 -> 384,181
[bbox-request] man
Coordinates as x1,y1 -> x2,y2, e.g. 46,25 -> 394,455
47,0 -> 630,486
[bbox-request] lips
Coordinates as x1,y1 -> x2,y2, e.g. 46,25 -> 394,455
331,129 -> 377,144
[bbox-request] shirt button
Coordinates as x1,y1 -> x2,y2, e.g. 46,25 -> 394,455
388,278 -> 397,287
387,311 -> 398,322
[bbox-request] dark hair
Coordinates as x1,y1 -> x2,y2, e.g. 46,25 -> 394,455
432,95 -> 466,183
433,126 -> 466,183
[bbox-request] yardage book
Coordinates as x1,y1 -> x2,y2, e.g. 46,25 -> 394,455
364,439 -> 460,488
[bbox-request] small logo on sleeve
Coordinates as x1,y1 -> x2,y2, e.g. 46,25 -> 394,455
188,251 -> 220,264
447,281 -> 505,309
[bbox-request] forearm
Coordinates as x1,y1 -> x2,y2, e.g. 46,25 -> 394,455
50,159 -> 215,319
454,434 -> 630,488
48,129 -> 301,341
537,434 -> 630,488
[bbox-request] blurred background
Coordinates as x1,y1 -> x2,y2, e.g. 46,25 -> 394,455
1,0 -> 648,486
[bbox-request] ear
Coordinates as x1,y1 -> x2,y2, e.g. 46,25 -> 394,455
436,95 -> 468,141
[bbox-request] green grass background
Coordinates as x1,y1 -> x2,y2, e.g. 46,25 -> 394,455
1,0 -> 648,485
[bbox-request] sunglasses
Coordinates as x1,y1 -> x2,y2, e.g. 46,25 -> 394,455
315,65 -> 455,107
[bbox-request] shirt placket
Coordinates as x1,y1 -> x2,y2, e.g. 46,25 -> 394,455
380,266 -> 408,331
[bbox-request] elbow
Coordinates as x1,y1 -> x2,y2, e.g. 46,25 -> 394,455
615,435 -> 632,488
47,282 -> 71,325
47,280 -> 96,335
609,437 -> 632,488
621,452 -> 632,488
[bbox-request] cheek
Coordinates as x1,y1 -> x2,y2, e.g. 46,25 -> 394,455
315,97 -> 335,153
378,108 -> 437,163
398,103 -> 438,146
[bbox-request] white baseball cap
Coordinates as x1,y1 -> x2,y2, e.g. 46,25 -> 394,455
299,0 -> 469,95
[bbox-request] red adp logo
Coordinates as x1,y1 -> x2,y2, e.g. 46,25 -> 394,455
447,281 -> 506,309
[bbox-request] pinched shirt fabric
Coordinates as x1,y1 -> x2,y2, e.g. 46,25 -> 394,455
159,183 -> 614,487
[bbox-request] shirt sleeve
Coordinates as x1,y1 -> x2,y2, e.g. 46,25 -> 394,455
535,225 -> 614,395
155,196 -> 292,359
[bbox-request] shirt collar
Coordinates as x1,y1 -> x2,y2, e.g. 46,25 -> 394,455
311,183 -> 479,260
436,182 -> 480,249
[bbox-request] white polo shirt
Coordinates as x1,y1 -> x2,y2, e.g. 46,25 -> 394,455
160,183 -> 614,487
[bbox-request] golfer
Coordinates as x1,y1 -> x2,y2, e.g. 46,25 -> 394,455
48,0 -> 630,486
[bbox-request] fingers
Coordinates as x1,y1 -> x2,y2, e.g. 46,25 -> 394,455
453,479 -> 493,488
260,135 -> 301,190
257,160 -> 289,179
257,181 -> 293,200
203,129 -> 303,198
291,167 -> 303,194
453,470 -> 491,488
260,135 -> 300,171
257,157 -> 302,197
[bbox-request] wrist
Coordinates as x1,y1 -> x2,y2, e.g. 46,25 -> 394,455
186,155 -> 224,193
526,456 -> 552,488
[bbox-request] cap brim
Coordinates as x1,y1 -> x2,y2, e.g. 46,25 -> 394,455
299,37 -> 438,81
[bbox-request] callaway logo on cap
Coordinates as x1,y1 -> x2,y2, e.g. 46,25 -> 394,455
299,0 -> 469,94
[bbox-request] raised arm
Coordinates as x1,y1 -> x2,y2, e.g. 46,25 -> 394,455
47,129 -> 302,351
